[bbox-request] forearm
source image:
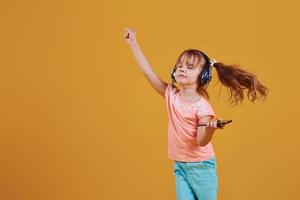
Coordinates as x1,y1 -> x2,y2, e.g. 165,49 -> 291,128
129,42 -> 155,76
197,128 -> 216,146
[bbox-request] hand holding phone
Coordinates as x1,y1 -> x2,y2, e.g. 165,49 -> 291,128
216,119 -> 232,128
198,119 -> 232,128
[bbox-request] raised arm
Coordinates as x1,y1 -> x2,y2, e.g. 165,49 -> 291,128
124,27 -> 168,98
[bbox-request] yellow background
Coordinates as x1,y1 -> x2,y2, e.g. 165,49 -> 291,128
0,0 -> 299,199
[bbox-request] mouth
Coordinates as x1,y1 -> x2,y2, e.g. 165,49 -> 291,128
177,75 -> 186,78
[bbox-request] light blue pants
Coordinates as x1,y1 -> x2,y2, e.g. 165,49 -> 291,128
174,157 -> 219,200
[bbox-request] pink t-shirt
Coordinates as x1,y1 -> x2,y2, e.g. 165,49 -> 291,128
165,83 -> 216,162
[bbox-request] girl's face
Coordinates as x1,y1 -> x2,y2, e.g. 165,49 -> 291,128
175,55 -> 203,86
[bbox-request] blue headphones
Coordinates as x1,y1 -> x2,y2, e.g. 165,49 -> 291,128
171,50 -> 213,85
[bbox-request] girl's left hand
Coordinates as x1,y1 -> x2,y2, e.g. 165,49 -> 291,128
206,118 -> 225,130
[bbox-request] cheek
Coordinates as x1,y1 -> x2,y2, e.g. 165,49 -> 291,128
191,71 -> 200,79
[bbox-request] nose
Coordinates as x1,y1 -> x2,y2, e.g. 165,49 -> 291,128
179,68 -> 185,73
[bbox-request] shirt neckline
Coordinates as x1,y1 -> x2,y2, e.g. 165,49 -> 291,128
177,92 -> 202,105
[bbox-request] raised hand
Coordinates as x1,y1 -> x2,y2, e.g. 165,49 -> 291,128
124,26 -> 137,45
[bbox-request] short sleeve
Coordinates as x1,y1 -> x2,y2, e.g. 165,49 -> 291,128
164,83 -> 177,99
196,99 -> 216,119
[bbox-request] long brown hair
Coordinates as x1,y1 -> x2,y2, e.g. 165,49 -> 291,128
173,49 -> 269,106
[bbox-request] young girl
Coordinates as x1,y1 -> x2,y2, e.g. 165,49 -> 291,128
124,26 -> 268,200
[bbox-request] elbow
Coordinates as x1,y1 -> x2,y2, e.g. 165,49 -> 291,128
197,135 -> 211,147
198,141 -> 207,147
197,139 -> 207,147
197,129 -> 215,147
197,132 -> 207,147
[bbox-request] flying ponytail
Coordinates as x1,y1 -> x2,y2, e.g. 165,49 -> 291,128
213,62 -> 269,106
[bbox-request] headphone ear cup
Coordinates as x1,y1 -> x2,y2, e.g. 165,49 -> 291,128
194,50 -> 213,85
171,66 -> 177,82
198,70 -> 204,85
199,67 -> 212,85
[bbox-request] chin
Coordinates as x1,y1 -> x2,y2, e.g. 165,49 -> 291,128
178,81 -> 198,86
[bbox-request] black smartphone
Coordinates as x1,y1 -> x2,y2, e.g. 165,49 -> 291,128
217,119 -> 232,127
198,119 -> 232,127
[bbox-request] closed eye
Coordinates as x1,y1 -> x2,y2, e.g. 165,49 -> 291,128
177,65 -> 193,69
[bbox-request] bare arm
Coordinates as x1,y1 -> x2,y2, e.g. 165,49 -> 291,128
197,127 -> 215,146
197,116 -> 224,146
125,27 -> 168,97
